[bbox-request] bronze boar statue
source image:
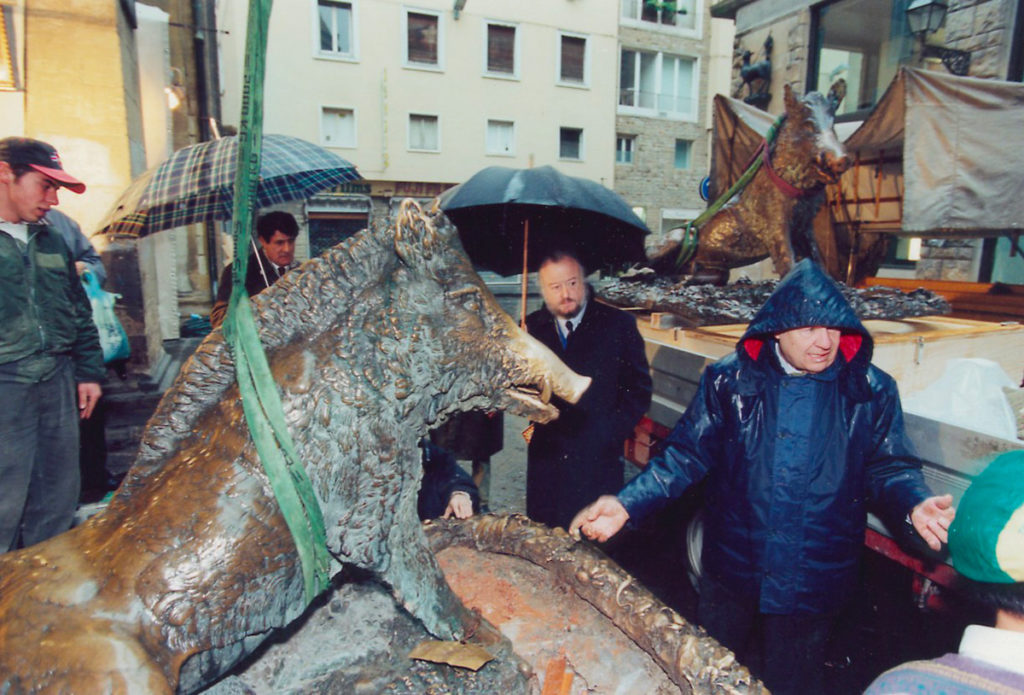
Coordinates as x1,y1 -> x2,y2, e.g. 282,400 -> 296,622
648,80 -> 852,284
0,199 -> 590,694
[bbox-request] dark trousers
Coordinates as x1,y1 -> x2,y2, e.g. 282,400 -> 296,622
698,574 -> 834,695
0,363 -> 80,552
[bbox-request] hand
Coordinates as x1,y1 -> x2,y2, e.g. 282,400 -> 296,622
569,495 -> 629,543
910,494 -> 955,551
443,491 -> 474,520
78,382 -> 102,419
75,261 -> 87,276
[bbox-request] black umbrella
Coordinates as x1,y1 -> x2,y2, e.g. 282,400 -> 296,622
439,165 -> 649,276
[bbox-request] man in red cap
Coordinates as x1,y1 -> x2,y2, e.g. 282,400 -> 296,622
0,136 -> 104,552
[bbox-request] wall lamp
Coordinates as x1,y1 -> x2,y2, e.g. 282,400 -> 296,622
905,0 -> 971,76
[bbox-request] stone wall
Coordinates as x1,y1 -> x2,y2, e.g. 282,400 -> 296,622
615,21 -> 712,234
944,0 -> 1018,78
915,239 -> 979,281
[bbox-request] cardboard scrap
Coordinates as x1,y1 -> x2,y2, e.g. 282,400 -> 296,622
408,640 -> 494,671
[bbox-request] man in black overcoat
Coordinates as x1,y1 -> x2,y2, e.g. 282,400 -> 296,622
525,250 -> 652,530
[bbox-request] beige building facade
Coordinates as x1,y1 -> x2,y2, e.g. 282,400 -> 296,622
216,0 -> 626,264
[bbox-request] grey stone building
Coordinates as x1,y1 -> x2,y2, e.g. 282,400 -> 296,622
614,0 -> 718,237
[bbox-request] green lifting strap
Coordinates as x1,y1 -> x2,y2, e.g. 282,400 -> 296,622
222,0 -> 330,605
674,112 -> 788,271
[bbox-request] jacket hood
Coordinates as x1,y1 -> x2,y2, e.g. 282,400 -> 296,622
738,259 -> 872,370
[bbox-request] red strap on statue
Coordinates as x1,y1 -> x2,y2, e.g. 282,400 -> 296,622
760,139 -> 815,199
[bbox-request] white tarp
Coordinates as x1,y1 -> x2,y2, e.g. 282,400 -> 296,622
843,68 -> 1024,236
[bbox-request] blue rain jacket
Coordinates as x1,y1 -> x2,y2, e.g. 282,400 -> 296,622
617,260 -> 932,614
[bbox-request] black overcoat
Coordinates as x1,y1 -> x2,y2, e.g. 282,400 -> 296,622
525,294 -> 652,530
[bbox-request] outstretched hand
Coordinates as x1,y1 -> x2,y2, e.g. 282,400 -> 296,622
910,494 -> 955,551
569,495 -> 629,543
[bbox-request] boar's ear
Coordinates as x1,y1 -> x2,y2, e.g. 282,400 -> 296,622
394,197 -> 444,266
783,82 -> 800,116
827,78 -> 847,113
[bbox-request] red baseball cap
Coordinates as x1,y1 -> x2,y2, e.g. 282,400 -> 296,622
0,137 -> 86,194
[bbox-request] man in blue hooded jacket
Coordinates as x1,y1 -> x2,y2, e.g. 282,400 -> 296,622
570,259 -> 955,695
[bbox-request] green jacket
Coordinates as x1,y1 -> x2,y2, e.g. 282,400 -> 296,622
0,223 -> 105,383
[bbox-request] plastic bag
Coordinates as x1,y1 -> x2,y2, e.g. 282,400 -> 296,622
82,270 -> 131,364
902,358 -> 1020,441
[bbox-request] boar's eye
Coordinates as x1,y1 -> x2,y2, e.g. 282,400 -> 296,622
448,286 -> 482,312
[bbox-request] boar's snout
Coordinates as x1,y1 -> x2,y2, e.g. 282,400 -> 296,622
506,328 -> 591,424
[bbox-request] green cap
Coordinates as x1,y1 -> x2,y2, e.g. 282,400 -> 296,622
948,450 -> 1024,583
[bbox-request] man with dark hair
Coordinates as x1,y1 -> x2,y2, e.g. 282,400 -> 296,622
210,210 -> 300,327
571,259 -> 954,695
0,136 -> 104,551
524,249 -> 652,531
866,450 -> 1024,693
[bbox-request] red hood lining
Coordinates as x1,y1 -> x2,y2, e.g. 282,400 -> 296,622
743,333 -> 864,363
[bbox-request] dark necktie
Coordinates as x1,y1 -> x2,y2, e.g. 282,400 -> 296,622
566,320 -> 574,337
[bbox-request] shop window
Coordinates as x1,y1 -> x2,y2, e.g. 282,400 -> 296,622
308,213 -> 367,257
810,0 -> 915,117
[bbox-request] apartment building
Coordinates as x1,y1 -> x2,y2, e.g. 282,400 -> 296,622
216,0 -> 623,260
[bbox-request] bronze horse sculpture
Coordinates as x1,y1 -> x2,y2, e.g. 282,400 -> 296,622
648,80 -> 851,284
0,200 -> 590,693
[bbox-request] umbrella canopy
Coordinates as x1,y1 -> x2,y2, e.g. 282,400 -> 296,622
96,134 -> 361,237
439,165 -> 649,276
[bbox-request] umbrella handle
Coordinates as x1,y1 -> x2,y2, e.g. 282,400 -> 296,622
251,237 -> 272,289
519,219 -> 529,330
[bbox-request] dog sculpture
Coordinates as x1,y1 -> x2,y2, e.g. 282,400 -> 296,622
0,200 -> 590,694
648,80 -> 851,284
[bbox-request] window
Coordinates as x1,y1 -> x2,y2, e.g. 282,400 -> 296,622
616,136 -> 635,164
558,33 -> 587,85
486,119 -> 515,155
559,127 -> 583,160
321,107 -> 355,147
674,139 -> 691,168
619,49 -> 697,119
405,10 -> 440,68
486,22 -> 517,76
621,0 -> 698,32
318,1 -> 354,57
0,5 -> 16,90
409,114 -> 439,151
308,213 -> 368,257
811,0 -> 914,116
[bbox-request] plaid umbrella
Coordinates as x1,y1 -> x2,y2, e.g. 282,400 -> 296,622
96,134 -> 361,236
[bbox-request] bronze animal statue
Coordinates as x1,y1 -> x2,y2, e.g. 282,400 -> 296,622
648,80 -> 851,284
0,200 -> 589,694
737,35 -> 773,109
